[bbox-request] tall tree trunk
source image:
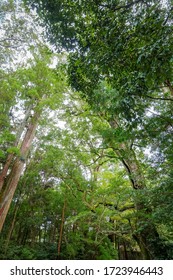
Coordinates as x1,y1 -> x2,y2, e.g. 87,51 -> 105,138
0,104 -> 33,192
109,118 -> 167,259
0,111 -> 40,232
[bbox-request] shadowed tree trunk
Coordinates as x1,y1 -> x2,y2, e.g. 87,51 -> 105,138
4,200 -> 20,254
57,199 -> 66,258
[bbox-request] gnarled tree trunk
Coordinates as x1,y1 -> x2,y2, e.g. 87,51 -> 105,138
109,118 -> 167,259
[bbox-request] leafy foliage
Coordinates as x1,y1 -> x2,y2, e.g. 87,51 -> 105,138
0,0 -> 173,260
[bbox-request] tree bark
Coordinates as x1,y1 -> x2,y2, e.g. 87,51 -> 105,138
0,104 -> 33,191
0,111 -> 40,232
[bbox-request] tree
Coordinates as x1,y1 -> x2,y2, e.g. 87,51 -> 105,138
0,86 -> 135,260
0,52 -> 66,232
24,0 -> 173,259
25,0 -> 173,121
0,0 -> 172,260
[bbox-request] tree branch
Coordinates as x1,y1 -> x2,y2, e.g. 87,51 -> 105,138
145,95 -> 173,102
100,0 -> 144,11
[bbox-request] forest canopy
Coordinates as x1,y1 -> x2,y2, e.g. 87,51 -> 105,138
0,0 -> 173,260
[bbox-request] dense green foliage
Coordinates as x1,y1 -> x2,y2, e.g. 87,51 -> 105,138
0,0 -> 173,260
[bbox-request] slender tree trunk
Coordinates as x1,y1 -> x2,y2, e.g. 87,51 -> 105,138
4,201 -> 19,254
50,216 -> 58,243
52,219 -> 58,243
118,240 -> 121,259
38,227 -> 42,244
123,242 -> 128,260
17,223 -> 22,244
57,199 -> 66,257
21,228 -> 29,245
0,111 -> 40,232
43,222 -> 47,243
